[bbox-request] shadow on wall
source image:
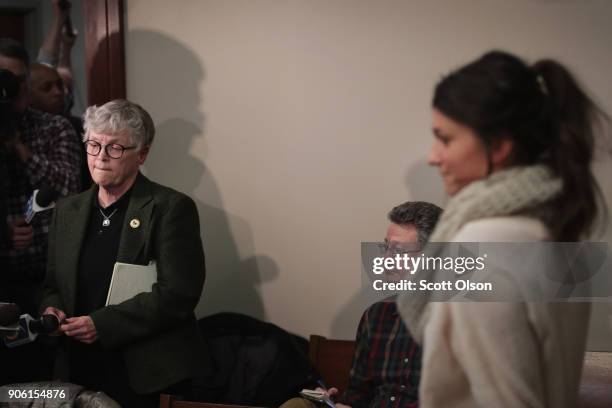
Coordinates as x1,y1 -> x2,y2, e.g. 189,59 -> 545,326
127,30 -> 278,321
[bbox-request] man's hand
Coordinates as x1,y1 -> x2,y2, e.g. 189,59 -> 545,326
9,218 -> 33,250
313,387 -> 351,407
42,306 -> 67,336
61,316 -> 98,344
315,387 -> 339,398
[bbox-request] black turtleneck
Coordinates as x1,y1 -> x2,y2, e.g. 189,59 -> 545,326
75,188 -> 132,316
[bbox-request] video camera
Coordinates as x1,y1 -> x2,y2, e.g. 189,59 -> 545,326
0,68 -> 21,144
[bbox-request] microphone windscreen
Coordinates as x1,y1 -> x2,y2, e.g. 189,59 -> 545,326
35,185 -> 59,207
0,303 -> 21,326
41,314 -> 60,333
29,314 -> 60,334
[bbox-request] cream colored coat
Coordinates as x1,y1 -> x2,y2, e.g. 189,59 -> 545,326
416,216 -> 590,408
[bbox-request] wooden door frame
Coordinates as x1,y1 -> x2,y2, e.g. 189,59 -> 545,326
84,0 -> 125,106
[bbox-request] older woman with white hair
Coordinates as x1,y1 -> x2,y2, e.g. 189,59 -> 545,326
41,99 -> 208,407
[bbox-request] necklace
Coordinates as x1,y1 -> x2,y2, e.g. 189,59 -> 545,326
99,208 -> 118,227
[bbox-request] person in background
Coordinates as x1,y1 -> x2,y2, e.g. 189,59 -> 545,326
41,99 -> 209,407
398,50 -> 609,407
29,63 -> 64,116
282,201 -> 442,408
57,28 -> 78,113
29,62 -> 91,191
38,0 -> 79,114
33,0 -> 91,190
0,38 -> 80,385
0,37 -> 80,316
0,69 -> 21,277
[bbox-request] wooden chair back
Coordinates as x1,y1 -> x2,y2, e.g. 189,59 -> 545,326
578,352 -> 612,408
159,394 -> 262,408
308,334 -> 356,394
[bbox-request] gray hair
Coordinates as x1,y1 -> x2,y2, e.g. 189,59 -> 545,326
388,201 -> 443,247
83,99 -> 155,149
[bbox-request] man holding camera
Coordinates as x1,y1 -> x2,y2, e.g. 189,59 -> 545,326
0,38 -> 80,317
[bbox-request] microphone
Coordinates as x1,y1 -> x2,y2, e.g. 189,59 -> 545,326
3,314 -> 61,348
24,185 -> 59,223
29,314 -> 60,334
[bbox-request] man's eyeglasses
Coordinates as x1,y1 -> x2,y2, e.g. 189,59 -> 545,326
377,242 -> 421,256
84,140 -> 137,159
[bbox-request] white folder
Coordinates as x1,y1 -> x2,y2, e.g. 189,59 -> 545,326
105,261 -> 157,306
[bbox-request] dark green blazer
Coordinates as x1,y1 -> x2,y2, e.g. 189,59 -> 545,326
42,174 -> 207,394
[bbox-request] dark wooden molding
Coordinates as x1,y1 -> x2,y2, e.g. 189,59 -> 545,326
84,0 -> 125,106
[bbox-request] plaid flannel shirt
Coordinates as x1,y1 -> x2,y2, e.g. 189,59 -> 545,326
0,108 -> 81,280
339,300 -> 421,408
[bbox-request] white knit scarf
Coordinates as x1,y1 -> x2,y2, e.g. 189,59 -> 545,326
397,164 -> 562,342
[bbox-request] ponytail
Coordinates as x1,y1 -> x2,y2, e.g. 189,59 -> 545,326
533,60 -> 609,240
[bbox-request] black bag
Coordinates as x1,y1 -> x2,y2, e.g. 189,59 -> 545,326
192,313 -> 317,407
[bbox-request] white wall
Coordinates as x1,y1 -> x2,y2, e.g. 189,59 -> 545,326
124,0 -> 612,346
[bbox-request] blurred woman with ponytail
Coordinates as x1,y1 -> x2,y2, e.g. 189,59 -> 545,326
398,50 -> 609,407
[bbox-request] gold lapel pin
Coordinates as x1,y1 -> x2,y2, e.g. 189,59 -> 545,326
130,219 -> 140,229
